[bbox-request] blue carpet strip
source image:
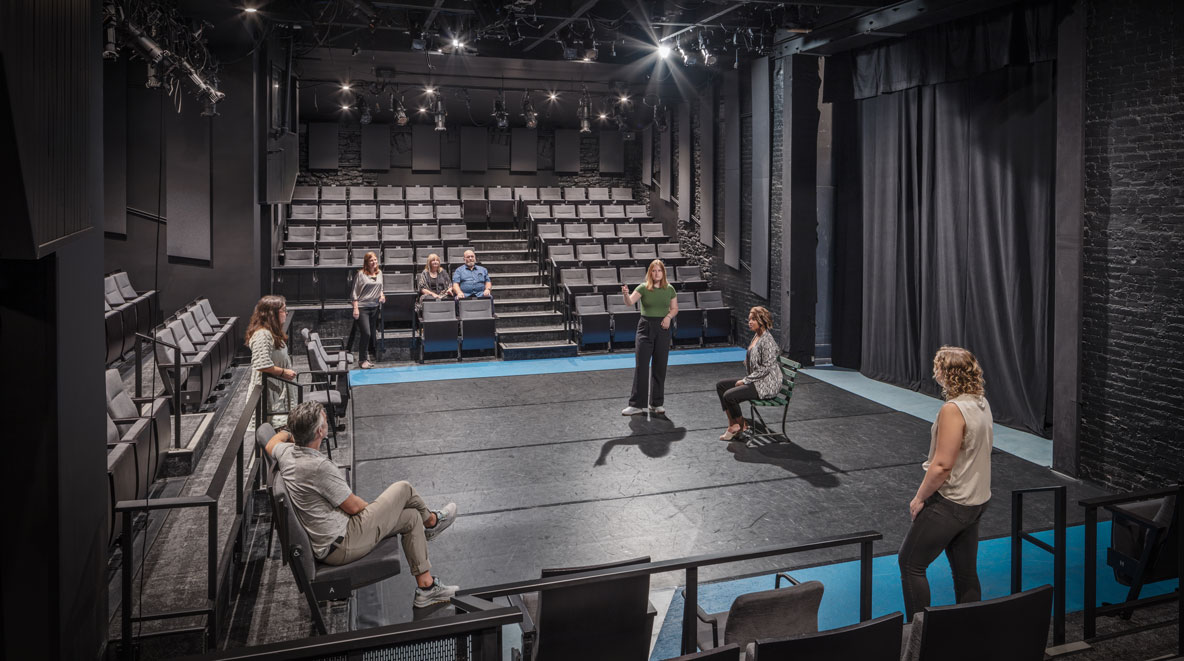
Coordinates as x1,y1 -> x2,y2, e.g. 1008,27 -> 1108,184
649,521 -> 1178,660
349,347 -> 748,386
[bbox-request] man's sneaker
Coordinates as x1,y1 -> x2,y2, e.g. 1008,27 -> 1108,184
649,406 -> 665,414
424,502 -> 457,541
413,579 -> 459,608
622,406 -> 644,416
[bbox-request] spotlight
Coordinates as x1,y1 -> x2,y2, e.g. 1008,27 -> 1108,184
341,103 -> 352,111
522,92 -> 538,129
341,83 -> 351,91
699,32 -> 718,67
677,41 -> 698,66
657,43 -> 671,59
433,97 -> 447,131
395,95 -> 409,125
243,7 -> 257,13
598,113 -> 607,120
562,42 -> 579,60
577,87 -> 592,134
419,107 -> 427,113
548,91 -> 559,101
492,91 -> 509,129
425,86 -> 436,96
583,37 -> 598,61
619,94 -> 629,104
452,37 -> 460,48
411,34 -> 427,51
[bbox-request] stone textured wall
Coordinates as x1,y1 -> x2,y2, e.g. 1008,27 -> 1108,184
1079,0 -> 1184,490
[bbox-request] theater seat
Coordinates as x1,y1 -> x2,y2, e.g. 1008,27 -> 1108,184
419,300 -> 459,362
106,443 -> 138,547
459,298 -> 497,354
105,368 -> 172,484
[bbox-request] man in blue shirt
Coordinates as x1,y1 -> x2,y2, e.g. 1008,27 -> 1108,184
452,249 -> 492,299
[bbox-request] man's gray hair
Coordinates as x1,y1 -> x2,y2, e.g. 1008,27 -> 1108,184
288,401 -> 326,447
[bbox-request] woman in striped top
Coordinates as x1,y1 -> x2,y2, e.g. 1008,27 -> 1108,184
246,295 -> 298,427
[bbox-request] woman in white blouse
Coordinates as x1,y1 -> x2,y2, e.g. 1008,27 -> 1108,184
352,251 -> 385,369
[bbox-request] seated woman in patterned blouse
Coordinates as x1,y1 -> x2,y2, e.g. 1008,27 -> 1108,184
416,253 -> 453,312
715,306 -> 781,441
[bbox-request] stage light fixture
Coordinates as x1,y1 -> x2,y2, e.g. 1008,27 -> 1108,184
492,91 -> 509,129
341,83 -> 351,91
548,91 -> 559,101
411,34 -> 427,51
657,43 -> 671,59
577,88 -> 592,134
699,33 -> 718,67
201,99 -> 219,117
598,113 -> 607,120
425,86 -> 436,96
243,7 -> 257,13
352,42 -> 360,56
433,97 -> 447,131
583,37 -> 598,61
395,95 -> 409,125
452,37 -> 461,48
419,107 -> 427,113
145,63 -> 162,88
522,92 -> 538,129
562,41 -> 580,60
341,103 -> 352,110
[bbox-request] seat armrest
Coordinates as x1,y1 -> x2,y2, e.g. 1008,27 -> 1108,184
507,593 -> 537,636
1105,504 -> 1166,531
775,572 -> 800,587
111,416 -> 142,425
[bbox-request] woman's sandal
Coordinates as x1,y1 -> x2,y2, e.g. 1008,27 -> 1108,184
719,427 -> 742,441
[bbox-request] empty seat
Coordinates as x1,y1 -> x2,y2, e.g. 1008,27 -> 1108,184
588,187 -> 611,201
552,204 -> 577,219
317,248 -> 349,265
603,243 -> 632,266
104,301 -> 127,364
320,186 -> 347,200
381,272 -> 417,328
488,186 -> 515,222
564,224 -> 592,243
348,185 -> 374,201
292,185 -> 319,201
349,204 -> 377,220
440,224 -> 468,246
107,413 -> 149,501
106,368 -> 172,488
284,249 -> 315,266
408,204 -> 434,221
576,244 -> 605,265
318,225 -> 348,244
405,185 -> 431,202
675,265 -> 706,291
631,244 -> 657,262
602,205 -> 626,218
435,204 -> 463,221
289,204 -> 318,221
674,292 -> 704,344
178,308 -> 230,375
611,186 -> 634,201
626,204 -> 648,217
563,186 -> 586,201
196,298 -> 237,340
607,298 -> 641,345
103,274 -> 147,337
658,243 -> 687,265
411,225 -> 439,245
902,585 -> 1052,661
697,291 -> 732,344
379,203 -> 406,219
578,204 -> 601,218
536,223 -> 563,244
515,186 -> 538,201
383,246 -> 414,270
619,266 -> 646,287
615,223 -> 642,242
459,298 -> 497,353
432,186 -> 458,202
590,224 -> 616,241
351,223 -> 379,243
375,185 -> 403,201
641,223 -> 665,239
320,204 -> 347,222
540,187 -> 562,201
462,187 -> 488,222
381,223 -> 409,245
589,267 -> 620,294
573,295 -> 611,348
560,269 -> 594,312
461,186 -> 485,200
752,612 -> 903,661
286,225 -> 316,243
693,578 -> 824,653
419,299 -> 459,362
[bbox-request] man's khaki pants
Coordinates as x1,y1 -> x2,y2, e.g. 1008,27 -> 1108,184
323,481 -> 432,575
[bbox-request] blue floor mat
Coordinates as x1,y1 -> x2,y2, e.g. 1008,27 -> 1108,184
350,347 -> 747,386
650,521 -> 1178,660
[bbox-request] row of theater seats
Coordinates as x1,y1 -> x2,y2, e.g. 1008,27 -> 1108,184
104,272 -> 158,366
282,244 -> 480,271
418,298 -> 497,362
547,243 -> 688,291
559,266 -> 706,312
292,184 -> 635,204
153,299 -> 239,413
280,223 -> 473,264
105,368 -> 171,548
571,291 -> 733,350
288,203 -> 471,223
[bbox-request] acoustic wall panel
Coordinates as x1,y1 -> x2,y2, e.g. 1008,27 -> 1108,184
599,130 -> 624,174
724,71 -> 741,270
166,110 -> 211,261
511,128 -> 537,172
641,127 -> 653,187
308,122 -> 339,170
555,129 -> 580,173
750,56 -> 771,298
361,123 -> 391,170
412,125 -> 440,171
659,113 -> 672,201
103,60 -> 127,234
700,86 -> 715,246
460,126 -> 489,171
678,102 -> 691,223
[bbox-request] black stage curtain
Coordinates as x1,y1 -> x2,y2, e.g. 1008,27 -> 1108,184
854,61 -> 1055,435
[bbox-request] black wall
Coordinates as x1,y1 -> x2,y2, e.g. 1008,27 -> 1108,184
105,58 -> 262,326
1079,0 -> 1184,490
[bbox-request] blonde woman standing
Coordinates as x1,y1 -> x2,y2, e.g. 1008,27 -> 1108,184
620,259 -> 678,415
898,346 -> 994,620
352,251 -> 385,369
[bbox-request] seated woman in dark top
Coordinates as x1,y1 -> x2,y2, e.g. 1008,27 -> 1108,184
416,253 -> 453,312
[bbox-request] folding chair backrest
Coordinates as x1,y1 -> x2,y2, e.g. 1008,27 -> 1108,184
384,272 -> 414,293
913,585 -> 1052,661
565,224 -> 590,240
538,224 -> 563,240
677,292 -> 698,309
540,187 -> 562,201
382,224 -> 409,242
489,187 -> 513,200
440,225 -> 468,241
697,290 -> 725,308
641,223 -> 664,237
626,204 -> 648,217
575,295 -> 606,314
658,244 -> 683,259
285,249 -> 314,266
320,204 -> 347,221
349,186 -> 374,201
631,244 -> 657,260
605,244 -> 630,260
588,187 -> 610,201
376,186 -> 403,201
408,204 -> 434,220
590,268 -> 618,287
384,247 -> 413,265
515,187 -> 538,201
462,186 -> 485,200
292,185 -> 319,201
591,224 -> 616,239
561,268 -> 589,286
534,556 -> 653,661
405,186 -> 431,202
527,204 -> 552,218
412,225 -> 439,242
550,244 -> 575,260
113,272 -> 139,300
436,205 -> 462,219
676,265 -> 702,281
433,186 -> 458,201
564,187 -> 586,201
422,300 -> 457,321
350,204 -> 377,220
578,204 -> 600,218
380,204 -> 406,219
611,187 -> 633,201
552,204 -> 576,218
321,186 -> 347,201
620,267 -> 645,284
459,298 -> 493,318
318,248 -> 348,265
352,224 -> 379,242
725,581 -> 824,647
602,205 -> 626,218
576,244 -> 603,260
753,612 -> 903,661
616,223 -> 640,238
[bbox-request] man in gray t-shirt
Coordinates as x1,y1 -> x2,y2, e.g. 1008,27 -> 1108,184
266,401 -> 460,608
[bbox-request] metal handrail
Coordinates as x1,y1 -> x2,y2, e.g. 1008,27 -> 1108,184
463,529 -> 882,656
1010,485 -> 1067,646
114,385 -> 263,659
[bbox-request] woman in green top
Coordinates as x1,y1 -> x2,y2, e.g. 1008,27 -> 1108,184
620,259 -> 678,415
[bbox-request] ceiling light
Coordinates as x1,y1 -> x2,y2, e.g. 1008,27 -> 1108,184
425,86 -> 435,95
341,103 -> 351,110
419,107 -> 427,113
657,43 -> 671,59
577,87 -> 592,134
341,83 -> 351,91
548,92 -> 558,101
619,94 -> 629,103
411,35 -> 427,51
243,7 -> 258,13
433,97 -> 447,131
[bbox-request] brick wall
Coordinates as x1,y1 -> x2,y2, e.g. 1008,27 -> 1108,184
1080,0 -> 1184,490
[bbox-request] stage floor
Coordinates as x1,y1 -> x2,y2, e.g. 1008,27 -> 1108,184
347,361 -> 1107,628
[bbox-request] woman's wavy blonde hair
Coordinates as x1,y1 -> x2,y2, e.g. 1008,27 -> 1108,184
933,345 -> 985,400
748,306 -> 773,334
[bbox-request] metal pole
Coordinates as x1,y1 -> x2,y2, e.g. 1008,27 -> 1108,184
682,567 -> 698,655
208,504 -> 219,650
1011,491 -> 1023,594
1053,487 -> 1066,646
860,540 -> 873,621
1177,485 -> 1183,657
173,359 -> 183,449
135,334 -> 143,398
1084,504 -> 1097,640
121,509 -> 134,661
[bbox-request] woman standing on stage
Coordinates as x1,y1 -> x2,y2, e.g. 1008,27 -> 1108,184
620,259 -> 678,415
352,251 -> 385,369
898,346 -> 994,620
715,306 -> 781,441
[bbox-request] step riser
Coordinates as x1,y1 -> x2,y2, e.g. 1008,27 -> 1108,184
493,287 -> 550,300
499,329 -> 570,343
495,301 -> 555,313
479,253 -> 532,262
468,231 -> 523,240
500,344 -> 579,360
497,314 -> 564,329
472,240 -> 529,251
490,274 -> 541,286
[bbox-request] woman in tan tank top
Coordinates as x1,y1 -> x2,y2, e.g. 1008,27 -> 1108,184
898,346 -> 994,621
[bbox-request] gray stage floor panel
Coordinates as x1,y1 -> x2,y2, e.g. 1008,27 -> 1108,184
348,364 -> 1108,624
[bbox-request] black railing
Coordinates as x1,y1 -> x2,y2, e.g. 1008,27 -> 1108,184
114,385 -> 262,659
462,529 -> 882,656
1010,486 -> 1067,646
1080,484 -> 1183,654
134,331 -> 184,448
